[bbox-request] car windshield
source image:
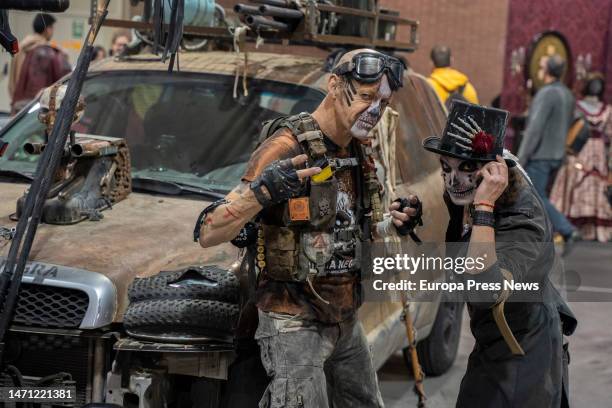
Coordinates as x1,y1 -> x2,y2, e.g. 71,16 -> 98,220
0,71 -> 324,193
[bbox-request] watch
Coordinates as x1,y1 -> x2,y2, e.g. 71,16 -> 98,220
472,210 -> 495,228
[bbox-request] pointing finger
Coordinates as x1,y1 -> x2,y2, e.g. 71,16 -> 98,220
296,167 -> 322,181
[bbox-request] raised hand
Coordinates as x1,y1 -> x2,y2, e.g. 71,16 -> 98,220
473,155 -> 508,205
251,154 -> 322,207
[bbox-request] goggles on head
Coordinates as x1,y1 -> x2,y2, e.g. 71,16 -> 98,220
332,52 -> 406,90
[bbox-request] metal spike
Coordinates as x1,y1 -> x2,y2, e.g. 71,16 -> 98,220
467,116 -> 483,132
448,132 -> 472,144
450,123 -> 475,139
457,117 -> 478,134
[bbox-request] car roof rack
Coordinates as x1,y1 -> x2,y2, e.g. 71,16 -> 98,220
92,0 -> 419,54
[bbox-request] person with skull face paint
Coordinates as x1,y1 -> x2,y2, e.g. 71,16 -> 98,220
196,49 -> 419,407
423,101 -> 577,408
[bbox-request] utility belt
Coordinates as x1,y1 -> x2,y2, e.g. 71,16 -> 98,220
259,223 -> 363,283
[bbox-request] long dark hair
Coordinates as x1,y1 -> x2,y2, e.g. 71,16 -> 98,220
496,166 -> 526,208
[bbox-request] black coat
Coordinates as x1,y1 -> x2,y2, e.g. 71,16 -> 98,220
445,171 -> 577,408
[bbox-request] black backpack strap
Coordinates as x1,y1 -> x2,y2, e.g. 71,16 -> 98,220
257,112 -> 327,161
256,115 -> 290,147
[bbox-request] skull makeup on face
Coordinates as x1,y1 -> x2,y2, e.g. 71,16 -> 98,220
439,155 -> 483,206
348,75 -> 392,140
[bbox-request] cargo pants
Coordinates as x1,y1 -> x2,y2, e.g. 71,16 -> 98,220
255,310 -> 385,408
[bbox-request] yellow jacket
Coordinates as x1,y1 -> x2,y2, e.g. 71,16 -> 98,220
427,67 -> 479,105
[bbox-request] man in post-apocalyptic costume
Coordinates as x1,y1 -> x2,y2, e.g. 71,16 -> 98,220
196,49 -> 421,407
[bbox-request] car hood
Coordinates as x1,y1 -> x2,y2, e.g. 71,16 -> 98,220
0,182 -> 240,321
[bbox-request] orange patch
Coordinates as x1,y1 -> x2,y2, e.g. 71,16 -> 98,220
289,197 -> 310,221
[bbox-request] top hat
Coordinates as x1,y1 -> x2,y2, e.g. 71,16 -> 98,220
423,101 -> 510,163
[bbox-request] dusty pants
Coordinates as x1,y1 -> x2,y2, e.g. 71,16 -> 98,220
255,310 -> 384,408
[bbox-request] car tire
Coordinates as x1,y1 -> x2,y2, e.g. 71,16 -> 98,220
128,266 -> 240,304
407,301 -> 464,376
124,299 -> 240,341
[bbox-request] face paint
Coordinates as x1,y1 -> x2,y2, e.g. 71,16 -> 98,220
341,78 -> 357,107
439,156 -> 483,206
349,75 -> 392,140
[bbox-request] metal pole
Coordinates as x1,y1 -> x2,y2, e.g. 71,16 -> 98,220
401,292 -> 427,408
92,338 -> 106,402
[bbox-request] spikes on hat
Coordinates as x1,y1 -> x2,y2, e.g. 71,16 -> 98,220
450,122 -> 475,139
467,116 -> 483,132
448,115 -> 493,153
447,131 -> 472,145
457,117 -> 478,134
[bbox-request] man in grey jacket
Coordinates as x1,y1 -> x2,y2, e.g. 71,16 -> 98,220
518,55 -> 578,249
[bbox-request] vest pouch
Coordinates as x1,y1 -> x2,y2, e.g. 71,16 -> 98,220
262,225 -> 299,281
298,231 -> 335,279
308,179 -> 337,230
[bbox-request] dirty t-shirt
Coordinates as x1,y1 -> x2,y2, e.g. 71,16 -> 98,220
242,128 -> 362,324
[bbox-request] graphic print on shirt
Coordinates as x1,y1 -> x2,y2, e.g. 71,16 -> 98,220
324,168 -> 357,275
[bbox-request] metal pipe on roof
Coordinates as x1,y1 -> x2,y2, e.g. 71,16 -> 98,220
234,3 -> 262,16
258,4 -> 303,19
250,0 -> 297,9
244,15 -> 289,31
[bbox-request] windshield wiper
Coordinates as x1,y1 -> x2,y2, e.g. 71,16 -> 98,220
131,177 -> 225,199
0,169 -> 34,181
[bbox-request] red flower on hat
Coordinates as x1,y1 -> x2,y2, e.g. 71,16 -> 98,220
472,131 -> 494,154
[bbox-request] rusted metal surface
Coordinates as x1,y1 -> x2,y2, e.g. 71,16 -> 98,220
0,183 -> 239,321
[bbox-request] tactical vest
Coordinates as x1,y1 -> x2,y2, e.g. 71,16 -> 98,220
255,113 -> 384,283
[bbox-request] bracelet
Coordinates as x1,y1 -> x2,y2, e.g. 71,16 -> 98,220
472,210 -> 495,228
193,199 -> 228,242
474,201 -> 495,210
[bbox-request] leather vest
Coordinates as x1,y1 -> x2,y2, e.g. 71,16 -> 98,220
257,113 -> 383,282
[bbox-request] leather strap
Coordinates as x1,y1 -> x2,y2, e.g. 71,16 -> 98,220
491,268 -> 525,356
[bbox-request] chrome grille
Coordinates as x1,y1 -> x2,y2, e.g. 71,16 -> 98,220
13,283 -> 89,328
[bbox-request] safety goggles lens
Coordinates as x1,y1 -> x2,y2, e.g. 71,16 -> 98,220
354,56 -> 385,77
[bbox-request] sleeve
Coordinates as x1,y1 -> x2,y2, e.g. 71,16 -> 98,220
241,128 -> 302,183
461,208 -> 549,308
517,89 -> 553,166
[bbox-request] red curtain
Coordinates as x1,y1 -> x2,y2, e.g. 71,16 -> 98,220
501,0 -> 612,114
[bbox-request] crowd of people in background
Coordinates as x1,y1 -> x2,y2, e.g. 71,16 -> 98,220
550,73 -> 612,242
427,46 -> 611,245
7,13 -> 132,113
